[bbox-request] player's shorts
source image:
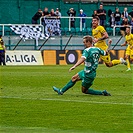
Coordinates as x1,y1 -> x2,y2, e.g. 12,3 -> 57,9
95,42 -> 111,63
78,70 -> 84,80
126,46 -> 133,59
100,53 -> 111,63
78,70 -> 96,89
94,42 -> 108,51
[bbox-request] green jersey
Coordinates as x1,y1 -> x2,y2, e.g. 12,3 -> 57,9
82,47 -> 106,74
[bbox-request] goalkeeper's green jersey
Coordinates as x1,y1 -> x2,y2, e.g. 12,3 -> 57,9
82,47 -> 106,74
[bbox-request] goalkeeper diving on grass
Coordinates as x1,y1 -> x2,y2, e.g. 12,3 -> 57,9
53,36 -> 111,96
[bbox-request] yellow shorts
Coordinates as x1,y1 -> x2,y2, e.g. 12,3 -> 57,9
100,54 -> 111,63
95,42 -> 110,63
94,42 -> 108,51
126,46 -> 133,59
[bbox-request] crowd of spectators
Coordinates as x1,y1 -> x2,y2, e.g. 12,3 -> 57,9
92,4 -> 133,27
32,7 -> 62,24
31,7 -> 87,29
32,5 -> 133,34
108,6 -> 133,35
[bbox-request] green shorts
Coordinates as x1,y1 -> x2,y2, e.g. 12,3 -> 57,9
78,70 -> 96,89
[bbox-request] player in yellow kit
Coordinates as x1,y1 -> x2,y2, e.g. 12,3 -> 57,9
121,27 -> 133,71
92,16 -> 126,67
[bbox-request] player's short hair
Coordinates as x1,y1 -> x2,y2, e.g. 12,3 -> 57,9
92,16 -> 100,21
83,36 -> 93,44
126,27 -> 130,29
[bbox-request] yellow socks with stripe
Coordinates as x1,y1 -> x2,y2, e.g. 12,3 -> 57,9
112,60 -> 121,66
126,59 -> 130,69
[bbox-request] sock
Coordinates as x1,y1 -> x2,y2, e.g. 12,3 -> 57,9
112,59 -> 121,66
61,80 -> 76,93
126,59 -> 130,69
86,88 -> 103,95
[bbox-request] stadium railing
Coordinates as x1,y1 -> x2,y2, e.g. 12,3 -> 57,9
40,16 -> 92,32
1,18 -> 131,37
0,18 -> 129,50
113,25 -> 132,36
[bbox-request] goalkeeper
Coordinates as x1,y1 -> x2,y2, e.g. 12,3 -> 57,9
53,36 -> 111,96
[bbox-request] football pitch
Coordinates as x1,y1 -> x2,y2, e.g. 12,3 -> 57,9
0,65 -> 133,133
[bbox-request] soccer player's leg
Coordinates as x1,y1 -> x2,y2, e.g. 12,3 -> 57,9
81,74 -> 111,96
1,52 -> 6,65
60,72 -> 81,94
101,54 -> 114,67
125,54 -> 131,71
101,54 -> 126,67
123,47 -> 131,71
128,49 -> 133,71
53,70 -> 83,95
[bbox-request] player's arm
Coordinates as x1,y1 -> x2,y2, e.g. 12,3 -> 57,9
98,31 -> 109,41
121,41 -> 127,47
69,57 -> 85,72
130,35 -> 133,49
93,31 -> 109,43
106,39 -> 112,52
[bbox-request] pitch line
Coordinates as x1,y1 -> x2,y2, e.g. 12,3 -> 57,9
0,96 -> 132,105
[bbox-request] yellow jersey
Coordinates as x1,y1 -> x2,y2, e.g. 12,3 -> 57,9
92,25 -> 108,50
125,33 -> 133,47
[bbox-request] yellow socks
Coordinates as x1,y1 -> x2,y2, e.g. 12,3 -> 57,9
126,59 -> 130,69
112,60 -> 121,66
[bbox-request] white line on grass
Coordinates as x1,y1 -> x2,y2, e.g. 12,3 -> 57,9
0,126 -> 100,133
0,96 -> 132,105
0,126 -> 47,130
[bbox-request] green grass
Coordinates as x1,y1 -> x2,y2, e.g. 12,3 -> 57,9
0,65 -> 133,133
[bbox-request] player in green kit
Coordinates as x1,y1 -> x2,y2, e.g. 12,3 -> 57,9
53,36 -> 111,96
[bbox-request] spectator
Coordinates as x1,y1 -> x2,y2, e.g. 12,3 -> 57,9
50,9 -> 57,17
121,7 -> 128,20
108,9 -> 112,18
97,4 -> 106,27
0,35 -> 6,66
32,9 -> 43,24
120,18 -> 130,36
92,10 -> 98,17
79,9 -> 87,29
42,7 -> 50,25
114,7 -> 121,25
54,8 -> 61,18
67,8 -> 76,28
129,8 -> 133,19
109,12 -> 115,27
43,7 -> 50,17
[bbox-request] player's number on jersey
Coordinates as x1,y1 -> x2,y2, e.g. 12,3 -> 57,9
93,53 -> 99,63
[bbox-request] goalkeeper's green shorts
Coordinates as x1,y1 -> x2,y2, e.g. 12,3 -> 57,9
78,70 -> 96,89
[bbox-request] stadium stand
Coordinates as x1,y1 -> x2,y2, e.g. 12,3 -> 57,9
0,0 -> 133,50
